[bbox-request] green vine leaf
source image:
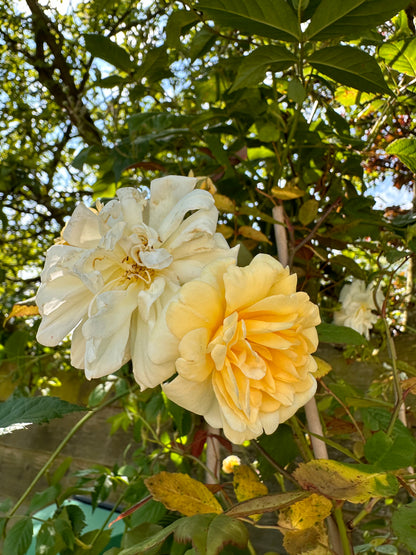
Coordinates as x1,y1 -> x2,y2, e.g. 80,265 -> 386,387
174,513 -> 249,555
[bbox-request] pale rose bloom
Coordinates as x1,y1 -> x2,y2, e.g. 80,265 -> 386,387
222,455 -> 241,474
36,176 -> 236,388
333,279 -> 383,340
163,254 -> 320,445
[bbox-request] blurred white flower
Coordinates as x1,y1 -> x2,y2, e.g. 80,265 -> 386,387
333,279 -> 383,340
222,455 -> 241,474
36,176 -> 236,388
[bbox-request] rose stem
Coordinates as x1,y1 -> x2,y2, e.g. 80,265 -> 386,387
273,204 -> 346,555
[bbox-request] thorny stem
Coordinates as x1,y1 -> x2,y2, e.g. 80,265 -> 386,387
6,385 -> 140,522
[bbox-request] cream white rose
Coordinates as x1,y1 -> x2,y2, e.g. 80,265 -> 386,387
36,175 -> 236,388
334,279 -> 383,340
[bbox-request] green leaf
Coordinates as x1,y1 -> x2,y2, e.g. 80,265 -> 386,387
118,520 -> 180,555
72,529 -> 112,555
330,254 -> 366,280
379,38 -> 416,77
309,46 -> 391,95
165,10 -> 199,48
29,485 -> 60,513
64,504 -> 87,536
364,430 -> 416,471
392,502 -> 416,552
386,138 -> 416,173
196,0 -> 301,41
298,199 -> 319,225
84,34 -> 135,72
287,78 -> 306,103
0,396 -> 85,434
36,520 -> 63,555
231,45 -> 297,91
317,323 -> 367,345
3,517 -> 33,555
306,0 -> 409,40
225,491 -> 308,518
257,424 -> 300,479
174,514 -> 249,555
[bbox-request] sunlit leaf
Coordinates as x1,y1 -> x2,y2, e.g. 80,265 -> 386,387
145,472 -> 223,516
386,138 -> 416,173
4,302 -> 39,326
309,46 -> 391,95
196,0 -> 301,41
0,397 -> 85,435
306,0 -> 409,40
379,38 -> 416,77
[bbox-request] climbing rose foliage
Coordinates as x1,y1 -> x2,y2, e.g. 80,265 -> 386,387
36,176 -> 235,388
163,255 -> 321,444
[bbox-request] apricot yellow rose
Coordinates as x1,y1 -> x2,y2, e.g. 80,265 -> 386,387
163,254 -> 320,444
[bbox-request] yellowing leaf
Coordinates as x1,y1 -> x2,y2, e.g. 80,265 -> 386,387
293,460 -> 398,503
282,522 -> 330,555
233,465 -> 268,503
217,224 -> 234,240
239,226 -> 272,244
271,184 -> 305,200
196,176 -> 217,195
4,303 -> 39,326
278,493 -> 332,531
214,193 -> 235,212
313,356 -> 332,379
145,472 -> 223,516
401,377 -> 416,395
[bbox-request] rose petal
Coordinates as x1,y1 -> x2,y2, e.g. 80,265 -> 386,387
163,375 -> 222,428
36,274 -> 93,346
82,288 -> 138,379
62,204 -> 102,248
